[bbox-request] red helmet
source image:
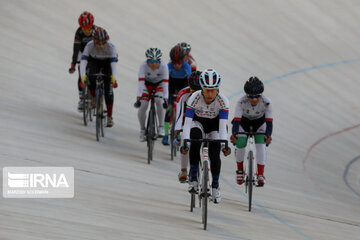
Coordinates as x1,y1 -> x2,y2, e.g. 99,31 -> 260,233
78,11 -> 94,30
170,45 -> 185,63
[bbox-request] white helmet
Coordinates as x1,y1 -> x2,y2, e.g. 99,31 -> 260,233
199,69 -> 221,89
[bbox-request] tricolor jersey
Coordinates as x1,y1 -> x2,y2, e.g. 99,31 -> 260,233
183,90 -> 229,140
137,61 -> 169,99
233,95 -> 273,122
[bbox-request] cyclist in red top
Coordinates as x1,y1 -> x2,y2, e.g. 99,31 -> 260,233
69,11 -> 96,111
178,42 -> 197,72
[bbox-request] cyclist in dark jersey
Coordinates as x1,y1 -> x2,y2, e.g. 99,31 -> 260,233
69,11 -> 96,111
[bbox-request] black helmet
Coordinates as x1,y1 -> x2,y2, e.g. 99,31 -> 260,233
244,76 -> 264,95
188,71 -> 202,91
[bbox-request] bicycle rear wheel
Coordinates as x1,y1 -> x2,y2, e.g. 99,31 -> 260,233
202,161 -> 208,230
100,97 -> 104,137
248,151 -> 254,212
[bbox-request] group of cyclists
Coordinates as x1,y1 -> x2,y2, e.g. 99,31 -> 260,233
69,11 -> 274,204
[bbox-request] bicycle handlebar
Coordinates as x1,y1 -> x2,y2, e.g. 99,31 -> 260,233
183,139 -> 228,149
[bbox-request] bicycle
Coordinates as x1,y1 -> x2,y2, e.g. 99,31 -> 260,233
82,78 -> 93,126
183,139 -> 228,230
235,126 -> 265,212
139,89 -> 164,164
92,73 -> 107,142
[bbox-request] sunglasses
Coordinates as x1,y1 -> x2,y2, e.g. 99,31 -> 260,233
148,59 -> 160,64
82,27 -> 92,32
94,40 -> 107,46
247,94 -> 261,99
203,88 -> 218,94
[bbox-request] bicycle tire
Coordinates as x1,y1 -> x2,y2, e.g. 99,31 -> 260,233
202,161 -> 208,230
147,107 -> 155,164
190,193 -> 195,212
170,110 -> 176,160
248,151 -> 254,212
100,96 -> 104,137
96,88 -> 101,141
82,85 -> 88,126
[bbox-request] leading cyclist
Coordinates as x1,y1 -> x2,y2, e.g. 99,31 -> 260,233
230,76 -> 273,187
180,69 -> 231,204
80,27 -> 118,127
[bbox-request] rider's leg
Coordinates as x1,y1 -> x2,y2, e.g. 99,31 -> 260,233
189,126 -> 203,182
155,97 -> 164,128
138,100 -> 149,130
254,123 -> 266,176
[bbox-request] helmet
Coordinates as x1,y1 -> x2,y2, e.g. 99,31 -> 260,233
188,71 -> 202,91
244,76 -> 264,95
145,48 -> 162,61
199,69 -> 221,89
78,11 -> 94,30
93,27 -> 109,42
170,45 -> 185,63
178,42 -> 191,54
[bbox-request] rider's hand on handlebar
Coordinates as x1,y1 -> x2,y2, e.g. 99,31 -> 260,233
221,145 -> 231,156
134,100 -> 141,108
69,62 -> 75,74
230,135 -> 237,145
80,75 -> 87,88
111,75 -> 118,88
264,135 -> 272,146
163,99 -> 168,109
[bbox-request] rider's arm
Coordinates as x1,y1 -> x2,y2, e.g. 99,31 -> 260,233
109,42 -> 118,81
71,28 -> 82,65
264,96 -> 273,137
174,94 -> 186,131
161,62 -> 169,100
137,62 -> 147,97
182,106 -> 195,140
232,99 -> 243,135
218,94 -> 230,140
80,41 -> 91,79
184,62 -> 192,79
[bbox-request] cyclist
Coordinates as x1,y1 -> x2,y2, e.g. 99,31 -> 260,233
178,42 -> 197,72
174,70 -> 202,183
69,11 -> 96,111
134,48 -> 169,142
80,27 -> 118,127
180,69 -> 231,204
162,45 -> 192,145
230,76 -> 273,187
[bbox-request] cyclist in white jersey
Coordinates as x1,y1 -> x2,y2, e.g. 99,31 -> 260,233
80,27 -> 118,127
231,76 -> 273,187
174,71 -> 202,183
134,48 -> 169,141
181,69 -> 231,204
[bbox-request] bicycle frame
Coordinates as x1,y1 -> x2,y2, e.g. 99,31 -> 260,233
92,73 -> 106,141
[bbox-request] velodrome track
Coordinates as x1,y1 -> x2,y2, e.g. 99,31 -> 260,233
0,1 -> 359,239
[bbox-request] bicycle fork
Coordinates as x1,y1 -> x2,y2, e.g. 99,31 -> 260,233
245,137 -> 256,192
199,146 -> 212,198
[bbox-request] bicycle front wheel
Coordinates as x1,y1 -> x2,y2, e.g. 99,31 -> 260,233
147,108 -> 155,164
202,161 -> 208,230
248,151 -> 254,212
96,89 -> 101,141
82,85 -> 89,126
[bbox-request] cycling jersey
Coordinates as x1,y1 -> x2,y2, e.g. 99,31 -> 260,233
183,90 -> 229,140
168,61 -> 192,79
80,40 -> 118,80
71,26 -> 96,64
137,61 -> 169,99
232,95 -> 273,137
